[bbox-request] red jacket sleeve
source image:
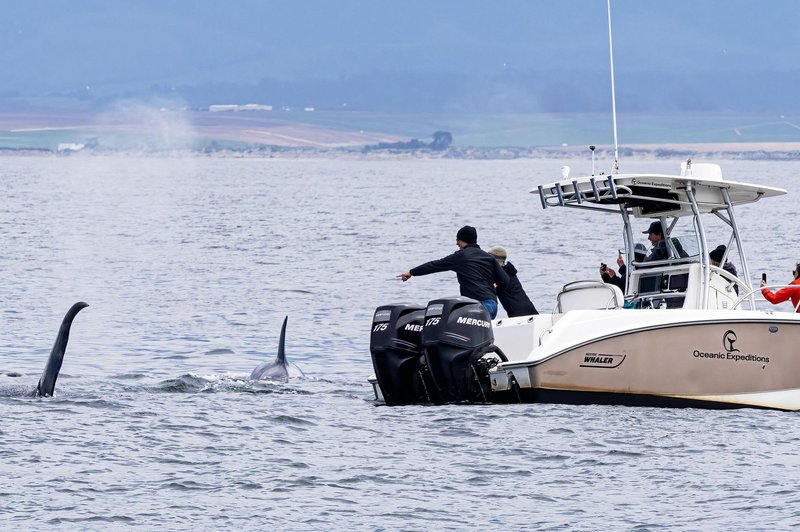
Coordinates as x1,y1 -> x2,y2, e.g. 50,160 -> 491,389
762,279 -> 800,304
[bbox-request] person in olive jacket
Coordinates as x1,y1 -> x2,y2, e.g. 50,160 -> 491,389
400,226 -> 509,318
487,246 -> 538,318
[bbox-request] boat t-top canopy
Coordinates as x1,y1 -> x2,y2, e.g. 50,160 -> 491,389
533,162 -> 786,217
532,162 -> 787,311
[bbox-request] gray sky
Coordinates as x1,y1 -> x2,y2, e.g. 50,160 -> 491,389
1,1 -> 798,112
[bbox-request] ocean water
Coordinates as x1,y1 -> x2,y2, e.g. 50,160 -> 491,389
1,154 -> 799,530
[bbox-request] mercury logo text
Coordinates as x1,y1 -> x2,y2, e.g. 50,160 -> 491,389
456,317 -> 491,328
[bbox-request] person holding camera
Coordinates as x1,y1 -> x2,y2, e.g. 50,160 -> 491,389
600,243 -> 647,291
760,263 -> 800,313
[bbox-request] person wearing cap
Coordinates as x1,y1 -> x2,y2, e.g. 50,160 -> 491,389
760,262 -> 800,313
487,246 -> 538,318
709,244 -> 739,294
600,243 -> 647,291
642,221 -> 669,262
400,225 -> 509,318
709,245 -> 737,277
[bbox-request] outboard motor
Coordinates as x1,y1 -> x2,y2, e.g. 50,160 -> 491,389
370,303 -> 430,405
422,297 -> 500,403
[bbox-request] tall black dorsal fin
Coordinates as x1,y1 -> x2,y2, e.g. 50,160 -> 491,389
35,302 -> 89,397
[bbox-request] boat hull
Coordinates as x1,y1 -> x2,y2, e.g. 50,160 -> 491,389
494,317 -> 800,410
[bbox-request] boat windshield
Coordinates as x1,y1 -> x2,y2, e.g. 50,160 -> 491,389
632,235 -> 698,267
668,236 -> 699,259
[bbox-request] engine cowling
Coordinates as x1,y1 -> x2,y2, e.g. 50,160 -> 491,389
422,297 -> 495,403
369,303 -> 428,405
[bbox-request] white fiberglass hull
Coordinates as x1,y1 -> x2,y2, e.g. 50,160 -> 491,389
490,309 -> 800,410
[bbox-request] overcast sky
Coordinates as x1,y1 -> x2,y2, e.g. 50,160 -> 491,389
1,1 -> 798,113
1,1 -> 795,88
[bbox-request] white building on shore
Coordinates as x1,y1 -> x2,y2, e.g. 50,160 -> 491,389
209,104 -> 272,112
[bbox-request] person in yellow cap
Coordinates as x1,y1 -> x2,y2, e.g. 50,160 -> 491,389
487,245 -> 538,318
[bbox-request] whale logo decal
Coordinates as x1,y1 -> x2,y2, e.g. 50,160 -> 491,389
723,330 -> 739,353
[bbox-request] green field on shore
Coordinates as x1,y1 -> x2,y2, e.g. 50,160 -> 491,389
284,110 -> 800,146
1,110 -> 799,151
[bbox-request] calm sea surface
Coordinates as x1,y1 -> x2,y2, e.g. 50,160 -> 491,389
1,155 -> 799,530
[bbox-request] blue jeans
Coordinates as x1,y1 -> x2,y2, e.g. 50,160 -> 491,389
481,299 -> 498,319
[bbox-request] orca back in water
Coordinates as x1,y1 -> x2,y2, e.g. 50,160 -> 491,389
249,316 -> 304,381
35,302 -> 89,397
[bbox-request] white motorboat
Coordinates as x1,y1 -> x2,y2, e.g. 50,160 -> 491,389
367,1 -> 800,411
490,161 -> 800,410
368,161 -> 800,410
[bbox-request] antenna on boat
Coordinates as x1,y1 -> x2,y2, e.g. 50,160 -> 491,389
589,145 -> 596,175
607,0 -> 620,173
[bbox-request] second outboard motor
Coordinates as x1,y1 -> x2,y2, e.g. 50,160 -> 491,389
422,297 -> 498,403
369,303 -> 429,405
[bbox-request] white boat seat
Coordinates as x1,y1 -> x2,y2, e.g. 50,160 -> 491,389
556,280 -> 625,313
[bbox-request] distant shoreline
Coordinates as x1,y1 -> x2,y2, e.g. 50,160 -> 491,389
2,142 -> 800,161
1,108 -> 800,159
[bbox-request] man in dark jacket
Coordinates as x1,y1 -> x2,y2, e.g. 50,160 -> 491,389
487,246 -> 538,317
400,225 -> 509,318
709,244 -> 738,278
710,244 -> 739,294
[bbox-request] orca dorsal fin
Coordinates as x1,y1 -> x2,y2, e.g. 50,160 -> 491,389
35,302 -> 89,397
275,316 -> 288,364
248,315 -> 293,381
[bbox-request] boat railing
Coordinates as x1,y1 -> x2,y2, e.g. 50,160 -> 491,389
537,176 -> 628,209
732,284 -> 800,312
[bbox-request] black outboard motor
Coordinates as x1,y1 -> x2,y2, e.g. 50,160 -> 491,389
422,297 -> 499,403
370,303 -> 429,405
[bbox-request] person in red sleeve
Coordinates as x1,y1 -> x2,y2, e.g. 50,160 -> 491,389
760,263 -> 800,312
